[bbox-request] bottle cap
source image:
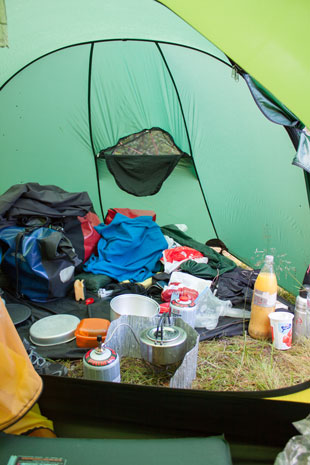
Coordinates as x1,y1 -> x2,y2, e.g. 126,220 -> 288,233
265,255 -> 274,263
300,285 -> 310,299
295,295 -> 307,310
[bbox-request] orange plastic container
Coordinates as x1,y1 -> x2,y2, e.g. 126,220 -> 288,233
75,318 -> 111,348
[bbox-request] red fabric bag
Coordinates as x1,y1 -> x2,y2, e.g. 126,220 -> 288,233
104,208 -> 156,225
77,211 -> 101,262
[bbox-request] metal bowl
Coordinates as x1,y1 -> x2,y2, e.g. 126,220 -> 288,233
110,294 -> 159,321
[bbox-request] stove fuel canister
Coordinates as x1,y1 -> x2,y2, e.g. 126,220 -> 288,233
83,336 -> 120,382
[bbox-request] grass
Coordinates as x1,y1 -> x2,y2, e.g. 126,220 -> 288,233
120,357 -> 180,386
62,334 -> 310,392
63,356 -> 180,387
192,334 -> 310,391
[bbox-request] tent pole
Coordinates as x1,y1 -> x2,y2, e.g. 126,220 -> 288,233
155,42 -> 219,239
87,42 -> 105,220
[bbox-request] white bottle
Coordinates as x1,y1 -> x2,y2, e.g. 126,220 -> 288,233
293,295 -> 307,342
306,289 -> 310,338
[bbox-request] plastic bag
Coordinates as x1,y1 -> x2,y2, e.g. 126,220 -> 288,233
161,284 -> 198,303
161,271 -> 211,302
161,246 -> 208,273
274,414 -> 310,465
195,286 -> 232,330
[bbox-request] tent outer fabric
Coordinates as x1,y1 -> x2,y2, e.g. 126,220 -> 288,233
1,0 -> 310,406
158,0 -> 310,130
1,0 -> 310,299
0,0 -> 228,86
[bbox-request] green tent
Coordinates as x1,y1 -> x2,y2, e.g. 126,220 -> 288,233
159,0 -> 310,129
1,0 -> 309,296
1,1 -> 310,462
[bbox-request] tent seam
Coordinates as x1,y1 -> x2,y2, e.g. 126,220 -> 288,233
87,42 -> 104,220
0,38 -> 231,93
156,42 -> 219,239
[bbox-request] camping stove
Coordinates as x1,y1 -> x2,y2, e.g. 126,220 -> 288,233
83,335 -> 120,382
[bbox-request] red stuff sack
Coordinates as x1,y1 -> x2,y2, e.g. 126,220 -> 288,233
104,208 -> 156,225
63,211 -> 101,268
77,211 -> 101,262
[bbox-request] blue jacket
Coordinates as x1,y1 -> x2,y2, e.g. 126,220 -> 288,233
83,214 -> 167,282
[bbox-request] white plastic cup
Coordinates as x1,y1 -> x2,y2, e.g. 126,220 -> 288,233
268,312 -> 294,350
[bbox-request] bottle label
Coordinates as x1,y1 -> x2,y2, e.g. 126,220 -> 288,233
253,289 -> 277,308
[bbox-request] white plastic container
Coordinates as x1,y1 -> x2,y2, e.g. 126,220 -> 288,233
268,311 -> 294,350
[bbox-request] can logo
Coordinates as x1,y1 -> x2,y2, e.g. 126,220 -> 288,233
279,323 -> 292,348
280,323 -> 291,332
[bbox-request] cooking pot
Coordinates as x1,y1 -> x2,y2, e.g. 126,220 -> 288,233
110,294 -> 159,321
139,324 -> 187,366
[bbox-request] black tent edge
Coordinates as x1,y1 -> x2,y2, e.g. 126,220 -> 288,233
40,374 -> 310,447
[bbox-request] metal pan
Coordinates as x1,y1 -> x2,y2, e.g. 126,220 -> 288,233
29,314 -> 80,346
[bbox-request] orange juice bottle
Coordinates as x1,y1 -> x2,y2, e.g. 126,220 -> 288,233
248,255 -> 277,340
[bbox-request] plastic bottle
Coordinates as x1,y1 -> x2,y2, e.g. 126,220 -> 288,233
306,287 -> 310,338
248,255 -> 277,340
293,295 -> 307,342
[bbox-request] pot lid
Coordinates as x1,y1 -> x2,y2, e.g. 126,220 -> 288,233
29,314 -> 80,346
6,303 -> 32,326
145,325 -> 185,343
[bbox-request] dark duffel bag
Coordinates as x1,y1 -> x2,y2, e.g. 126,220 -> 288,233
0,225 -> 81,302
